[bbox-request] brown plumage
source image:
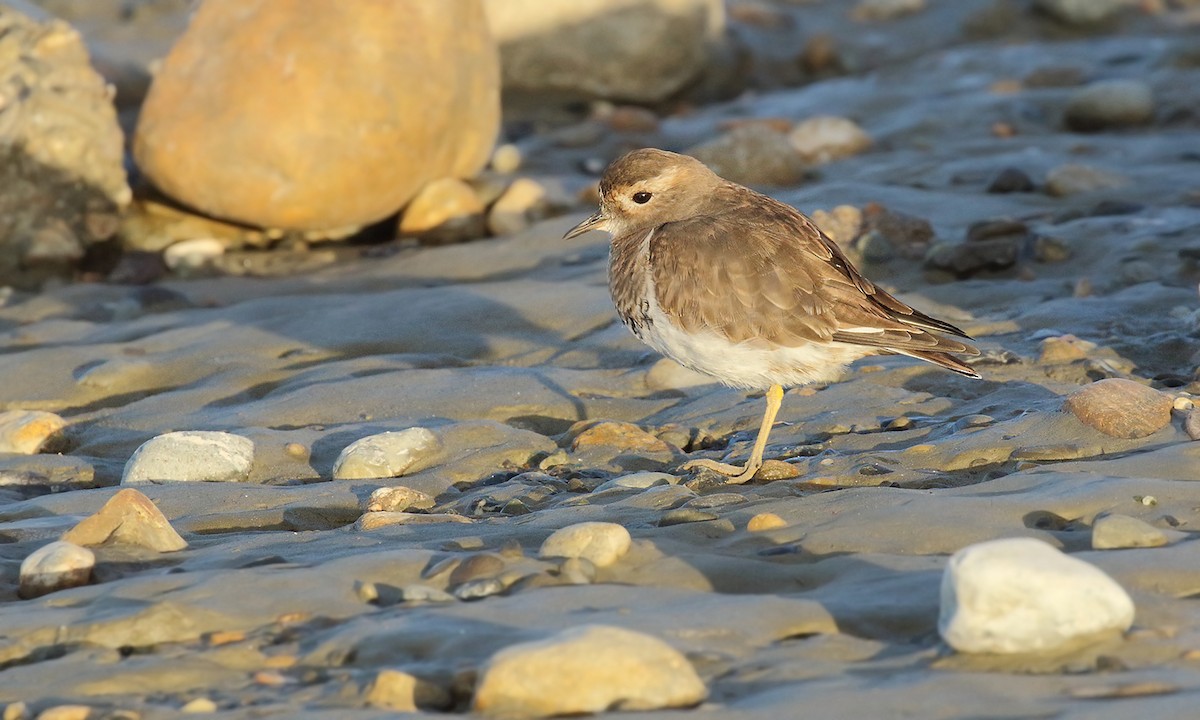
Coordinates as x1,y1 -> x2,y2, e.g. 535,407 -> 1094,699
565,148 -> 980,483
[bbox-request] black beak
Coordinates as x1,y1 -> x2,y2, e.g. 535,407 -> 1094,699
563,210 -> 607,240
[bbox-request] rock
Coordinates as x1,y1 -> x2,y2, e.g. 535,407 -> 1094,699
0,410 -> 67,454
567,421 -> 672,454
332,428 -> 442,480
483,0 -> 725,103
486,178 -> 547,236
788,116 -> 871,164
659,508 -> 718,526
939,537 -> 1135,654
539,522 -> 632,567
1064,80 -> 1154,132
365,668 -> 449,712
1064,379 -> 1173,439
1044,164 -> 1127,197
473,625 -> 707,716
180,698 -> 218,713
1034,0 -> 1126,24
61,488 -> 187,552
594,472 -> 676,493
1033,235 -> 1072,263
449,553 -> 506,586
19,541 -> 95,599
1092,513 -> 1169,550
986,167 -> 1035,194
33,707 -> 91,720
687,125 -> 807,186
162,238 -> 226,274
925,239 -> 1018,275
852,0 -> 926,21
0,6 -> 129,289
1038,334 -> 1095,364
363,486 -> 436,513
397,178 -> 486,244
747,512 -> 787,532
861,203 -> 934,259
356,512 -> 473,531
490,144 -> 522,174
811,205 -> 864,246
134,1 -> 499,231
122,431 -> 255,484
1185,409 -> 1200,441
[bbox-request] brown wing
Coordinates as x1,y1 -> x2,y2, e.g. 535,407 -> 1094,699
650,183 -> 980,373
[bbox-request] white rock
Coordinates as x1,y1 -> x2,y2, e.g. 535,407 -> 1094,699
162,238 -> 226,271
539,521 -> 631,567
19,540 -> 95,599
122,431 -> 255,484
938,537 -> 1135,654
473,625 -> 707,716
0,410 -> 67,454
333,428 -> 442,480
789,116 -> 872,164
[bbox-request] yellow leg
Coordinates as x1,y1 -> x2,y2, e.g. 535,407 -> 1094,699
681,384 -> 785,484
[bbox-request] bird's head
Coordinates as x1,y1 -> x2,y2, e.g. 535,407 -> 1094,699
563,148 -> 722,240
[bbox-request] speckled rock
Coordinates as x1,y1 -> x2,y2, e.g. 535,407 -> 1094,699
332,428 -> 443,480
122,431 -> 255,484
61,488 -> 187,552
473,625 -> 707,716
539,522 -> 632,567
0,410 -> 67,454
19,541 -> 94,599
1064,379 -> 1173,439
363,486 -> 436,513
134,0 -> 499,231
1092,513 -> 1169,550
788,116 -> 871,164
939,537 -> 1135,654
1064,80 -> 1154,132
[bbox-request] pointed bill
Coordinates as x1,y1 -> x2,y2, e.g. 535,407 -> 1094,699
563,210 -> 607,240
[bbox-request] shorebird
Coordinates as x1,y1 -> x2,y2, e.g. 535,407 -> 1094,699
564,148 -> 979,483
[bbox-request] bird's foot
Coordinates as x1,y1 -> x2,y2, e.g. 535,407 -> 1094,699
679,458 -> 760,485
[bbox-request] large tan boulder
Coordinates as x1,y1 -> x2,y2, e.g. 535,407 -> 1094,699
134,0 -> 500,232
484,0 -> 725,103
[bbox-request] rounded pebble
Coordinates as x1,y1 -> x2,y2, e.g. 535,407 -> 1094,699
163,237 -> 226,272
332,428 -> 442,480
181,697 -> 218,713
487,178 -> 547,236
490,143 -> 522,174
788,115 -> 871,164
0,410 -> 67,454
364,485 -> 436,513
1064,378 -> 1173,439
539,521 -> 632,568
397,177 -> 485,243
473,625 -> 707,716
122,431 -> 254,484
747,512 -> 787,532
938,537 -> 1135,654
1092,513 -> 1168,550
1044,163 -> 1127,197
1064,79 -> 1154,132
19,541 -> 95,599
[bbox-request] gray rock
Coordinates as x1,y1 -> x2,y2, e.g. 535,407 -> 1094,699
1092,513 -> 1169,550
539,522 -> 632,567
1064,80 -> 1154,132
1034,0 -> 1126,24
688,125 -> 807,186
1044,164 -> 1127,197
333,428 -> 442,480
593,471 -> 675,493
986,167 -> 1035,194
122,431 -> 255,484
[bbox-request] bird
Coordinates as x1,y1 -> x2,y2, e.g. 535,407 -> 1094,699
563,148 -> 980,484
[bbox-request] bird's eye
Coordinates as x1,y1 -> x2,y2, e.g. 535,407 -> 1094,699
632,191 -> 652,204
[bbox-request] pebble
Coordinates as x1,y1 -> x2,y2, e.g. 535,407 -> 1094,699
365,668 -> 439,712
1033,235 -> 1072,263
355,512 -> 472,531
1064,378 -> 1173,439
61,488 -> 188,552
568,421 -> 671,454
19,541 -> 95,599
1092,513 -> 1169,549
539,522 -> 632,568
747,512 -> 788,532
659,508 -> 718,526
1044,164 -> 1127,197
332,428 -> 442,480
33,707 -> 91,720
487,178 -> 547,236
986,167 -> 1035,194
593,471 -> 675,493
0,410 -> 67,454
180,698 -> 217,713
453,577 -> 507,601
363,485 -> 436,513
397,177 -> 486,243
938,537 -> 1135,653
852,0 -> 926,22
1038,334 -> 1095,364
400,584 -> 457,603
449,553 -> 506,585
490,143 -> 522,174
1064,80 -> 1154,132
787,116 -> 871,164
3,703 -> 25,720
687,124 -> 807,186
162,238 -> 226,273
861,203 -> 934,259
755,459 -> 802,480
1033,0 -> 1126,24
925,238 -> 1018,275
472,625 -> 707,717
1185,409 -> 1200,440
122,431 -> 255,484
685,493 -> 746,510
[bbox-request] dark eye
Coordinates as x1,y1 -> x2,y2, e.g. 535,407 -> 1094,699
632,191 -> 652,204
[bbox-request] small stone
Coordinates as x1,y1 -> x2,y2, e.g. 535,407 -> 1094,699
861,203 -> 934,259
332,428 -> 442,480
687,125 -> 807,186
1173,397 -> 1193,412
852,0 -> 926,21
1064,80 -> 1154,132
398,177 -> 486,243
855,231 -> 895,264
34,707 -> 91,720
283,442 -> 309,460
449,553 -> 506,585
490,144 -> 522,174
3,702 -> 27,720
539,522 -> 632,568
366,668 -> 449,712
1185,410 -> 1200,440
986,167 -> 1035,194
747,513 -> 787,532
122,431 -> 254,484
1044,164 -> 1127,197
400,584 -> 457,603
1092,513 -> 1169,549
788,116 -> 871,164
162,238 -> 226,273
473,625 -> 707,717
19,541 -> 95,599
1064,378 -> 1173,439
567,421 -> 671,454
811,205 -> 864,246
1038,334 -> 1096,364
355,512 -> 472,531
594,472 -> 675,493
1033,235 -> 1072,263
454,577 -> 506,600
0,410 -> 67,454
659,508 -> 718,526
925,239 -> 1019,275
939,537 -> 1135,653
61,488 -> 188,552
1034,0 -> 1126,24
487,178 -> 547,236
180,698 -> 217,713
755,459 -> 802,480
364,485 -> 436,513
